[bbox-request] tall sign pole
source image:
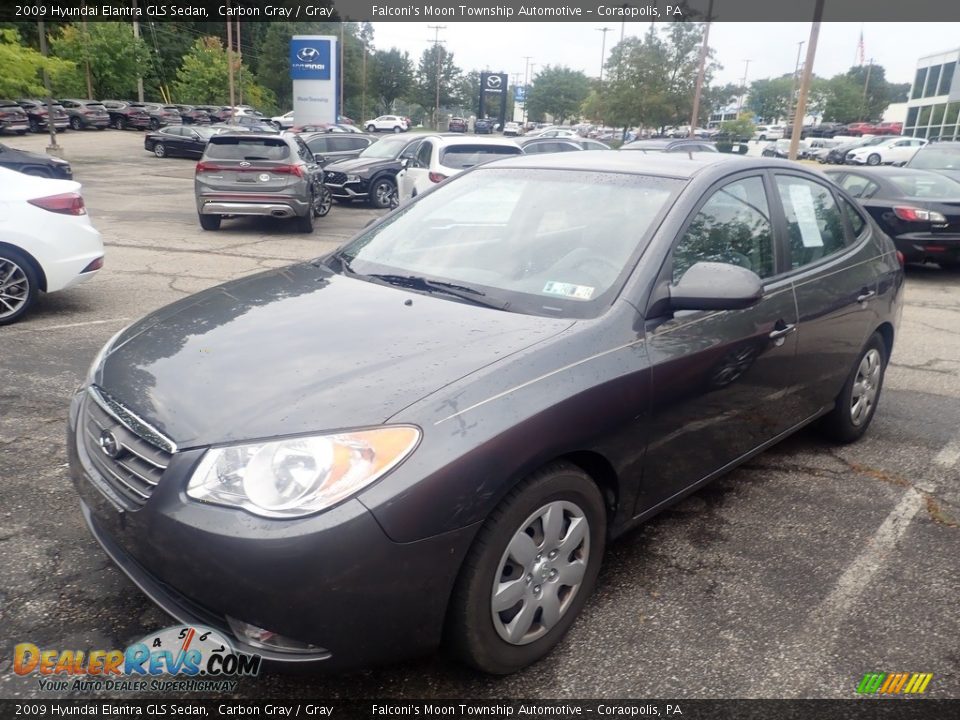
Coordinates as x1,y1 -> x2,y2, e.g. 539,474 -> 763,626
788,0 -> 825,160
428,25 -> 446,129
688,0 -> 714,137
132,0 -> 144,102
226,1 -> 236,108
37,20 -> 60,154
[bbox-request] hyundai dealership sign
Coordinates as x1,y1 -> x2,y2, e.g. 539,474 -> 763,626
290,35 -> 338,124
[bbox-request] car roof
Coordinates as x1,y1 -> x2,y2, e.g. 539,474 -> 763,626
435,136 -> 520,148
824,165 -> 941,178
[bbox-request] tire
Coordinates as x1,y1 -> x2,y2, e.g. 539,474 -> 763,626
70,117 -> 82,130
198,214 -> 221,231
22,167 -> 52,178
369,177 -> 397,209
866,153 -> 881,166
445,462 -> 606,675
314,186 -> 332,218
0,248 -> 39,326
392,126 -> 402,133
28,118 -> 40,133
117,116 -> 127,130
758,135 -> 766,142
154,143 -> 166,158
295,196 -> 315,233
366,124 -> 376,133
818,332 -> 888,443
150,118 -> 160,131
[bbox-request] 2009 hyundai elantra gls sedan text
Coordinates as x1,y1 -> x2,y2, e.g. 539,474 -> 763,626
69,153 -> 903,674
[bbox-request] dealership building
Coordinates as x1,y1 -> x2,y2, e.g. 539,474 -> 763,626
904,48 -> 960,139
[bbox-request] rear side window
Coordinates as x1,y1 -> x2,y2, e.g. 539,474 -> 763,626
840,197 -> 868,238
205,137 -> 291,161
838,174 -> 880,199
440,145 -> 522,169
775,175 -> 847,269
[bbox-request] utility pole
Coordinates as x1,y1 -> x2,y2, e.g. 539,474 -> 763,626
522,55 -> 533,126
132,0 -> 144,102
688,0 -> 714,137
860,58 -> 874,121
37,20 -> 60,154
789,0 -> 825,161
81,6 -> 93,99
236,20 -> 243,106
428,25 -> 446,130
361,37 -> 367,120
597,27 -> 614,85
339,23 -> 345,119
737,59 -> 751,116
786,40 -> 804,127
225,1 -> 235,108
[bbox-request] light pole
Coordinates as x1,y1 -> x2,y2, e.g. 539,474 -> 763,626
428,25 -> 447,129
688,0 -> 714,137
786,40 -> 804,126
36,20 -> 60,154
522,55 -> 533,126
597,27 -> 614,85
789,0 -> 825,161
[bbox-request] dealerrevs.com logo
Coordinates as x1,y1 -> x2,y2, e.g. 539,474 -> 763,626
14,625 -> 261,693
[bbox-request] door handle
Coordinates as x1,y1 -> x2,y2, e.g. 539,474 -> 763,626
857,290 -> 876,304
769,323 -> 797,342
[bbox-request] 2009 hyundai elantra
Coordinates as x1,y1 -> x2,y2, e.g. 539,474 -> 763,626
69,152 -> 903,674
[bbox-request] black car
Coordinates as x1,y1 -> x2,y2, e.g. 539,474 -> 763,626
621,138 -> 718,153
474,118 -> 496,134
825,166 -> 960,269
0,142 -> 72,178
193,105 -> 233,123
100,100 -> 152,130
822,136 -> 888,165
518,137 -> 612,154
323,134 -> 422,208
144,125 -> 227,159
0,100 -> 29,134
59,99 -> 110,130
71,153 -> 902,674
16,99 -> 70,133
906,141 -> 960,182
803,122 -> 848,139
170,104 -> 212,125
303,132 -> 377,167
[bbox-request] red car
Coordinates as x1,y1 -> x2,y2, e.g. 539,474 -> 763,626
447,117 -> 467,133
844,122 -> 903,137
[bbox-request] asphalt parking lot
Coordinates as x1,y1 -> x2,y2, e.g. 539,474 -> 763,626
0,129 -> 958,699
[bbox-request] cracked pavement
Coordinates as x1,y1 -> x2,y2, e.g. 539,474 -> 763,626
0,130 -> 958,699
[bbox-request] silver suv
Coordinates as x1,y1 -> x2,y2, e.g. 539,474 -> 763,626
194,133 -> 331,232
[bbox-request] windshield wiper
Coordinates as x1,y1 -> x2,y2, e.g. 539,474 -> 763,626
365,273 -> 509,310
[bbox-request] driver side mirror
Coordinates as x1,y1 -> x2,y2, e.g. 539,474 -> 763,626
313,154 -> 326,164
669,262 -> 764,311
399,157 -> 410,170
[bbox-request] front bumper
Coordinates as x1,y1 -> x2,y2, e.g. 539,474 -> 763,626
67,391 -> 474,669
324,180 -> 369,200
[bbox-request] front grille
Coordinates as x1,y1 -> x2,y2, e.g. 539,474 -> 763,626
80,389 -> 173,511
325,171 -> 347,185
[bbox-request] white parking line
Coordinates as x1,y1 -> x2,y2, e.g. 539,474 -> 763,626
7,318 -> 128,333
933,438 -> 960,468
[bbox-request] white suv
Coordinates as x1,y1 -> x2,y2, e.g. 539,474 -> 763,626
364,115 -> 408,133
753,125 -> 786,142
846,137 -> 927,166
396,136 -> 522,203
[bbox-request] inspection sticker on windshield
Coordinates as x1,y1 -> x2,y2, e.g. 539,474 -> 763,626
543,281 -> 595,300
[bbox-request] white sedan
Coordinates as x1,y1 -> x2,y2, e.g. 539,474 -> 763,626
363,115 -> 408,133
0,167 -> 104,325
271,110 -> 295,129
846,137 -> 927,166
396,136 -> 522,203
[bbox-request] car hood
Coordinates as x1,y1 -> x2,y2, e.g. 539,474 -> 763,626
97,263 -> 572,449
324,156 -> 398,175
0,145 -> 68,166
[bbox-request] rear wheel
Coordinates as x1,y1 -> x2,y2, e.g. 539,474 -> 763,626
366,124 -> 376,133
199,214 -> 221,231
117,116 -> 127,130
314,186 -> 332,218
154,143 -> 166,158
28,118 -> 40,133
370,177 -> 397,209
818,332 -> 887,443
0,248 -> 39,326
446,462 -> 606,675
150,118 -> 160,131
392,126 -> 402,133
295,196 -> 316,233
70,117 -> 82,130
866,153 -> 881,166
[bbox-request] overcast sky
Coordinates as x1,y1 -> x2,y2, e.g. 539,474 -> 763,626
370,22 -> 960,88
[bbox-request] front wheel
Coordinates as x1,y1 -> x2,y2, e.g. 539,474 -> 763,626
117,116 -> 127,130
366,124 -> 376,133
150,118 -> 160,131
70,117 -> 82,130
369,177 -> 397,209
818,332 -> 887,443
445,462 -> 606,675
392,126 -> 402,133
866,153 -> 881,166
0,248 -> 39,326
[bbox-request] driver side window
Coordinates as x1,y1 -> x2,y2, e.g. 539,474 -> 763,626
672,176 -> 775,283
415,141 -> 433,168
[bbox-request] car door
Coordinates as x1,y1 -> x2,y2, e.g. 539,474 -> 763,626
637,173 -> 802,515
887,139 -> 926,165
162,127 -> 186,156
293,135 -> 322,190
770,171 -> 881,418
306,135 -> 329,164
398,138 -> 433,201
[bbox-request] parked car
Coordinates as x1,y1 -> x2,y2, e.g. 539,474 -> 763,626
144,125 -> 229,159
170,105 -> 212,125
502,121 -> 521,137
0,166 -> 103,325
193,105 -> 233,123
447,117 -> 467,133
58,99 -> 110,130
100,100 -> 152,130
219,116 -> 279,134
194,133 -> 330,232
760,139 -> 811,158
517,137 -> 612,154
0,100 -> 29,134
821,136 -> 889,165
906,141 -> 960,182
70,153 -> 902,674
271,110 -> 295,130
622,138 -> 719,154
843,121 -> 902,137
323,134 -> 423,208
396,136 -> 523,203
0,142 -> 72,179
846,137 -> 927,166
474,118 -> 496,134
824,166 -> 960,269
364,115 -> 408,133
17,99 -> 70,133
136,103 -> 183,130
752,125 -> 786,142
803,122 -> 848,139
526,127 -> 580,139
303,132 -> 377,167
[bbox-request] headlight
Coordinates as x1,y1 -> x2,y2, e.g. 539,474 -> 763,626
345,174 -> 360,183
186,426 -> 420,518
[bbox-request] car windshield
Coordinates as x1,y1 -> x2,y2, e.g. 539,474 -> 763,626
204,137 -> 290,160
886,172 -> 960,198
909,145 -> 960,170
359,136 -> 411,159
440,145 -> 522,169
332,167 -> 682,319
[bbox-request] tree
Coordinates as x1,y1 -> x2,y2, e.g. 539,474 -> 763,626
719,113 -> 756,140
50,22 -> 150,99
0,28 -> 74,97
371,48 -> 414,113
660,22 -> 716,128
173,37 -> 277,113
821,75 -> 864,123
414,45 -> 463,122
600,30 -> 670,130
525,66 -> 590,124
747,76 -> 794,123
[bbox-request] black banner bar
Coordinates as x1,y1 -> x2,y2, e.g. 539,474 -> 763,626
1,0 -> 959,23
